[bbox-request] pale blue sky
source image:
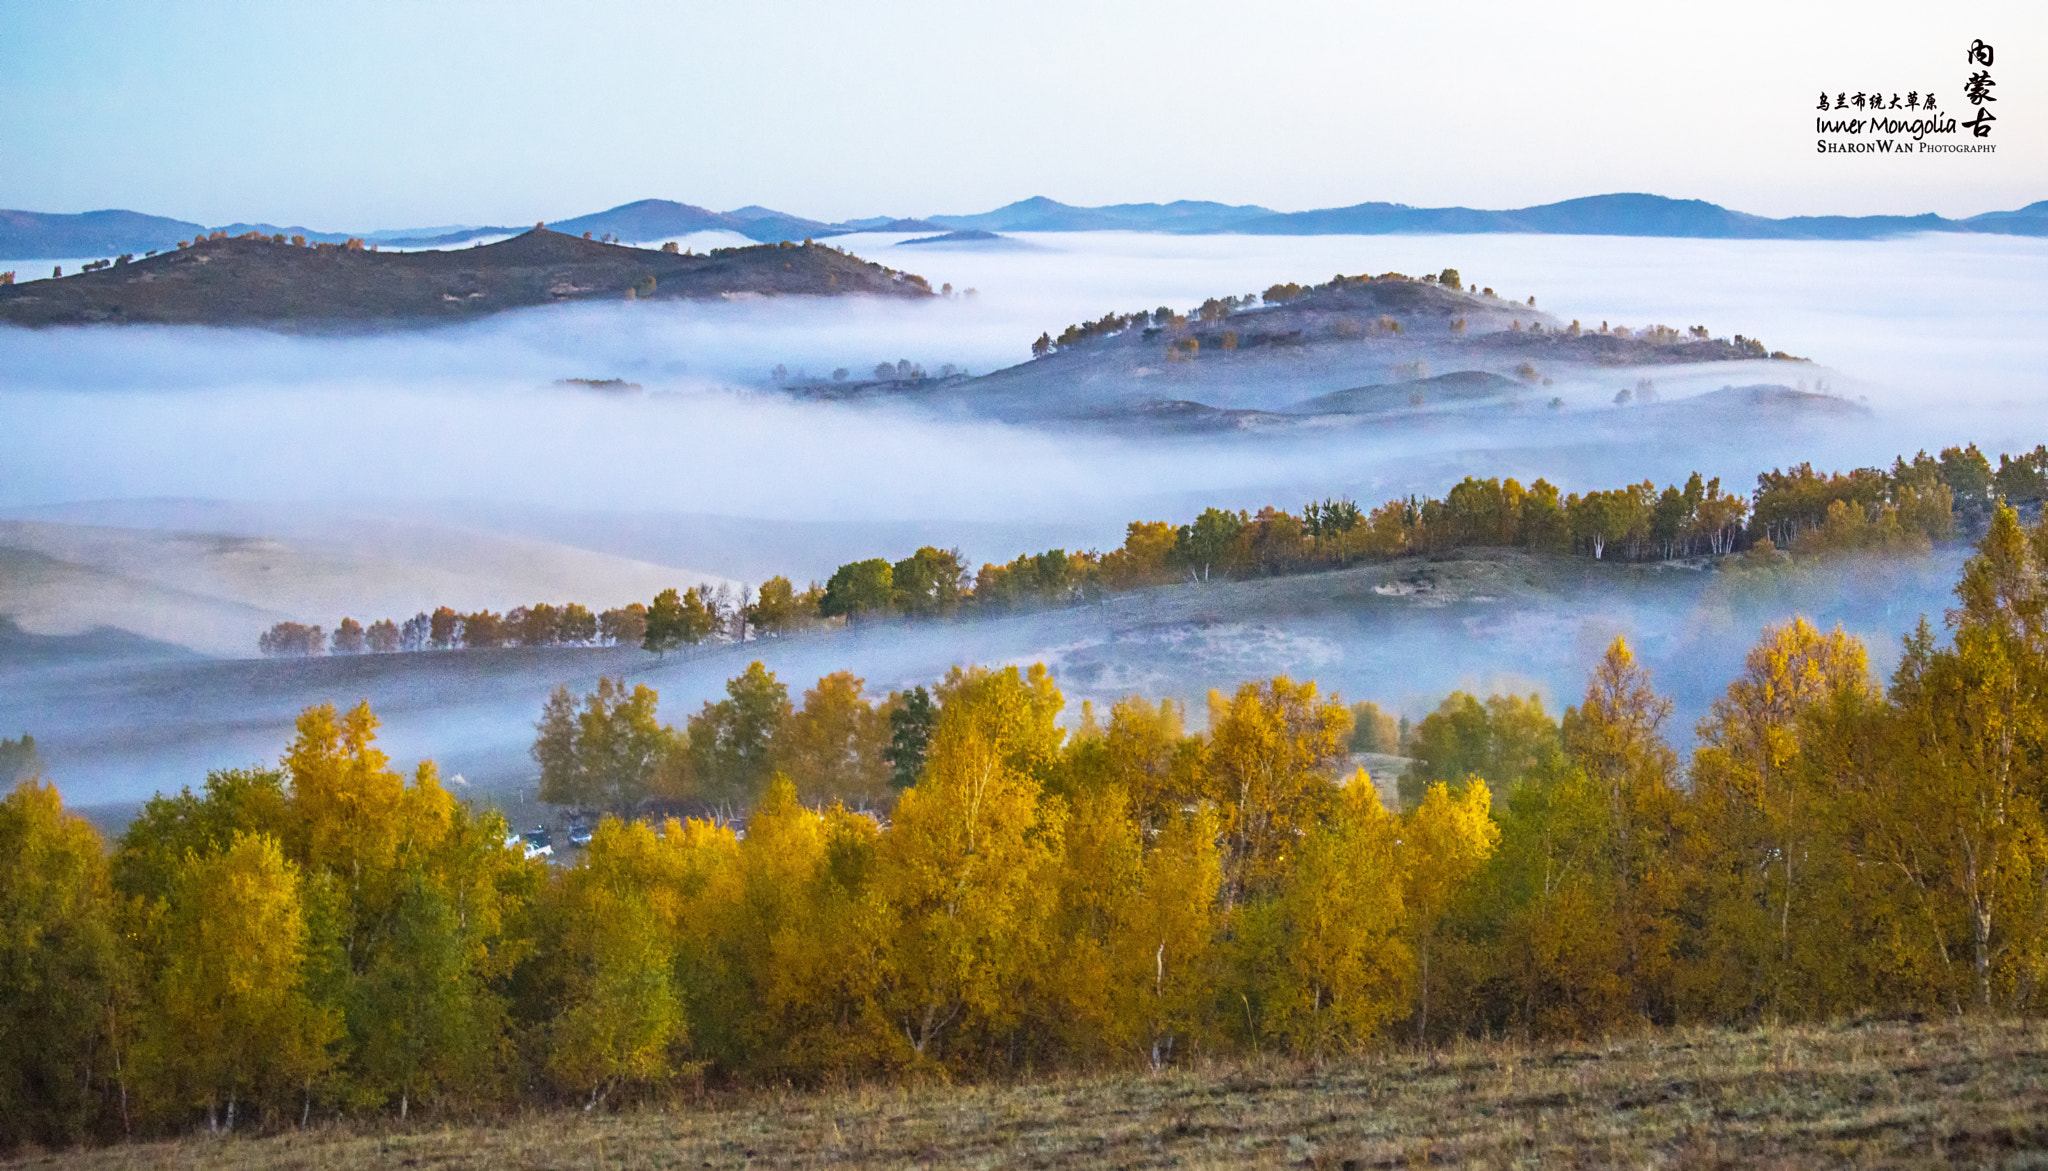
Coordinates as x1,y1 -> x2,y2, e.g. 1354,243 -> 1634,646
2,0 -> 2041,230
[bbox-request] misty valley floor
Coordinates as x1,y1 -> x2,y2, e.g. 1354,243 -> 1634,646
10,1018 -> 2045,1169
7,547 -> 1968,814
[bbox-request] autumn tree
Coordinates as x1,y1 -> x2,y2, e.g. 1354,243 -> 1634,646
534,678 -> 677,818
258,622 -> 324,657
1683,617 -> 1872,1021
0,781 -> 125,1149
1400,780 -> 1498,1043
879,664 -> 1065,1065
1202,676 -> 1352,904
677,662 -> 792,810
365,619 -> 401,653
1231,782 -> 1408,1058
1099,521 -> 1176,589
599,603 -> 647,647
331,618 -> 366,654
132,832 -> 337,1130
1559,637 -> 1685,1021
775,671 -> 892,807
429,606 -> 462,649
744,576 -> 806,636
461,610 -> 504,648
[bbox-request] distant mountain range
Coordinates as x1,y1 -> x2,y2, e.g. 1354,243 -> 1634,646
4,193 -> 2044,260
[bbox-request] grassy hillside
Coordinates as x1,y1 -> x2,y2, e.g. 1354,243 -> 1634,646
10,1018 -> 2042,1168
0,230 -> 930,327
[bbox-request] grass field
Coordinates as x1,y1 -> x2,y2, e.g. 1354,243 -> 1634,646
10,1018 -> 2048,1169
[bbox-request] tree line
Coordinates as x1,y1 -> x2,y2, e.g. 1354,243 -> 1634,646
1030,268 -> 1482,358
256,442 -> 2048,658
260,600 -> 657,658
11,505 -> 2048,1147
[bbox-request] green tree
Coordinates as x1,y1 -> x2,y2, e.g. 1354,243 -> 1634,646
820,559 -> 894,621
677,587 -> 720,645
547,849 -> 686,1108
534,678 -> 676,818
1560,637 -> 1684,1021
1171,508 -> 1246,581
891,547 -> 965,617
679,662 -> 793,809
1,733 -> 44,785
884,685 -> 936,789
1403,691 -> 1560,808
642,588 -> 687,655
349,868 -> 491,1119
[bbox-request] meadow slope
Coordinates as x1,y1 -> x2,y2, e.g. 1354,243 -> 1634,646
8,1018 -> 2044,1169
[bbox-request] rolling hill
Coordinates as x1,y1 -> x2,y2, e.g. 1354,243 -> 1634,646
0,228 -> 931,327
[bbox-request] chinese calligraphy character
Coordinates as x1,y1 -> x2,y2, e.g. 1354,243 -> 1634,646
1967,39 -> 1994,67
1962,107 -> 1996,137
1852,92 -> 1866,108
1907,91 -> 1919,108
1965,71 -> 1996,104
1924,93 -> 1938,111
1818,91 -> 1831,110
1889,94 -> 1903,109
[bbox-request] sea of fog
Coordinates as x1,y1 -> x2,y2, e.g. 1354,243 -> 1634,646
2,231 -> 2044,554
4,229 -> 2043,807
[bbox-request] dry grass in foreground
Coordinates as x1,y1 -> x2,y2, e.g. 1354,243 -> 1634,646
11,1018 -> 2048,1170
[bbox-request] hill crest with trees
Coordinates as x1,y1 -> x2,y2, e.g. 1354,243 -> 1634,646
0,230 -> 931,327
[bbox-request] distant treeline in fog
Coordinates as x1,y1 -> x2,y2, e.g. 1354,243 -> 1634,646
11,505 -> 2048,1147
259,441 -> 2048,659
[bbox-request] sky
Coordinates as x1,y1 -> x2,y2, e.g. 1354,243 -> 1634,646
1,0 -> 2042,230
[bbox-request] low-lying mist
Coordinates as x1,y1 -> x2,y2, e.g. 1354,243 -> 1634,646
5,547 -> 1969,808
2,230 -> 2044,810
3,231 -> 2041,542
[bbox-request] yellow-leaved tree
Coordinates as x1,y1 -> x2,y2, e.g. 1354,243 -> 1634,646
1203,676 -> 1352,905
1232,781 -> 1409,1058
133,832 -> 337,1130
1401,779 -> 1500,1043
1837,505 -> 2048,1012
1683,617 -> 1872,1021
749,794 -> 900,1082
774,672 -> 893,808
1559,636 -> 1685,1024
545,817 -> 695,1107
0,780 -> 125,1149
879,664 -> 1065,1068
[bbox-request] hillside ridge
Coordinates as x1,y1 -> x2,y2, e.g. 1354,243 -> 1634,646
0,229 -> 931,328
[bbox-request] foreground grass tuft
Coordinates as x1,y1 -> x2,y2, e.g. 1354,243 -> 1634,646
12,1018 -> 2048,1169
